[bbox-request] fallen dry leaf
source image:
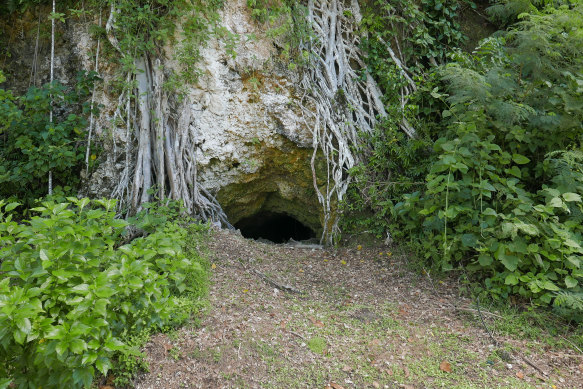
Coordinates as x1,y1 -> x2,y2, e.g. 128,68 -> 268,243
211,263 -> 216,269
439,360 -> 452,373
162,343 -> 173,353
516,371 -> 525,379
372,382 -> 380,388
329,383 -> 344,389
309,316 -> 325,328
369,339 -> 381,347
99,386 -> 114,389
342,365 -> 352,372
404,365 -> 410,378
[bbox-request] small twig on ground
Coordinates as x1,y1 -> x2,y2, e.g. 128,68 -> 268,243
560,335 -> 583,354
249,269 -> 303,295
519,354 -> 547,376
289,331 -> 305,341
453,307 -> 504,319
476,297 -> 498,347
550,351 -> 583,359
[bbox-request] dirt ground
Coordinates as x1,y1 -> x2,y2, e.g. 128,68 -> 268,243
134,229 -> 583,388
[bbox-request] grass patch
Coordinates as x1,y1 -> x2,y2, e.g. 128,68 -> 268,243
307,337 -> 327,355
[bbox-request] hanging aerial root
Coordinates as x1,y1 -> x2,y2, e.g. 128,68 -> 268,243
104,7 -> 232,227
298,0 -> 386,245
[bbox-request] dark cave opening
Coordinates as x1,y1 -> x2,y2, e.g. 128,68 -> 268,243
234,211 -> 316,243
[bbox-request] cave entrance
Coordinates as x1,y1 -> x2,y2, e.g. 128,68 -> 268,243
234,211 -> 316,243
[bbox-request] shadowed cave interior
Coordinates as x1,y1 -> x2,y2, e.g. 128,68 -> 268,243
234,211 -> 316,243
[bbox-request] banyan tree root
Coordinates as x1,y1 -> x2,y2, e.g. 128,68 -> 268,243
106,7 -> 232,227
298,0 -> 390,245
108,56 -> 232,227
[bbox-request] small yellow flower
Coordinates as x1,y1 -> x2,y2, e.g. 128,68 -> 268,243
357,245 -> 362,251
379,252 -> 383,255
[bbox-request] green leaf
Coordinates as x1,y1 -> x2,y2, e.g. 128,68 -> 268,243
482,208 -> 497,218
71,284 -> 90,294
109,219 -> 128,228
82,351 -> 98,365
499,253 -> 519,272
461,233 -> 478,248
13,329 -> 26,345
563,192 -> 582,202
512,154 -> 530,164
95,286 -> 116,298
549,197 -> 564,208
56,341 -> 69,355
4,202 -> 20,212
505,274 -> 518,285
105,337 -> 126,351
45,326 -> 66,340
516,222 -> 539,236
542,280 -> 559,291
478,254 -> 493,267
507,165 -> 521,178
70,339 -> 87,354
565,239 -> 581,249
39,249 -> 49,261
72,366 -> 94,388
0,378 -> 13,389
16,318 -> 31,335
94,299 -> 108,316
86,209 -> 105,219
565,276 -> 578,288
96,357 -> 112,376
128,276 -> 144,289
567,256 -> 581,268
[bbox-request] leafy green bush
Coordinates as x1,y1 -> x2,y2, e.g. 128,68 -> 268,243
0,71 -> 100,205
0,198 -> 208,388
390,4 -> 583,306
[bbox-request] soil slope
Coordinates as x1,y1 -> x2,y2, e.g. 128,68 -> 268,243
134,229 -> 582,388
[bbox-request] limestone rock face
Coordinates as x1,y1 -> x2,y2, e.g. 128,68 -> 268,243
86,0 -> 324,234
187,0 -> 323,234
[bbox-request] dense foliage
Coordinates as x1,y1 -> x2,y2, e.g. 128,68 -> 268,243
87,0 -> 226,87
0,71 -> 100,205
0,198 -> 209,387
344,0 -> 466,236
349,1 -> 583,313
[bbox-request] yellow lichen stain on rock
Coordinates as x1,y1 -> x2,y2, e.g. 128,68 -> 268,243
216,134 -> 327,237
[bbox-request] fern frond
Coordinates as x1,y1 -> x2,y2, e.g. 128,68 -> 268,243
554,290 -> 583,312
